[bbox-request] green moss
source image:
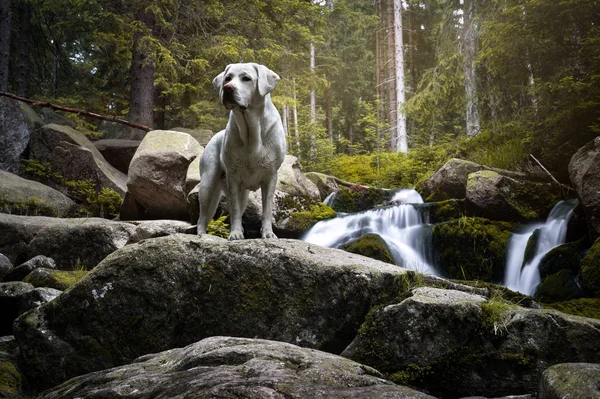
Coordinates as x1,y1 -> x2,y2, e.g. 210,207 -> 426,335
481,296 -> 518,332
426,199 -> 466,223
0,359 -> 22,398
579,237 -> 600,297
330,185 -> 392,213
544,298 -> 600,320
539,238 -> 587,278
389,364 -> 433,386
206,214 -> 229,238
342,234 -> 395,264
522,228 -> 541,267
24,269 -> 88,291
286,202 -> 336,233
432,217 -> 512,281
535,269 -> 583,303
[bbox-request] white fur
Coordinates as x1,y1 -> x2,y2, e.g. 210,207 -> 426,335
197,63 -> 286,240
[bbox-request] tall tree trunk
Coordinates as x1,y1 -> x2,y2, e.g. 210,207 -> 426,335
309,42 -> 316,124
393,0 -> 407,153
292,78 -> 301,160
153,86 -> 166,130
407,3 -> 416,96
463,0 -> 480,139
386,0 -> 397,151
15,1 -> 30,97
326,84 -> 333,142
282,104 -> 288,137
129,10 -> 156,127
53,41 -> 60,97
0,0 -> 11,92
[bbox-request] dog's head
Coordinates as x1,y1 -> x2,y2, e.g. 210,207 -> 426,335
212,63 -> 280,111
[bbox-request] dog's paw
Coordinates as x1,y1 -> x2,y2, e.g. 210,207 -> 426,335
261,231 -> 278,239
229,230 -> 245,240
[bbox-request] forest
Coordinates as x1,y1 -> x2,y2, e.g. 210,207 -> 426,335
0,0 -> 598,188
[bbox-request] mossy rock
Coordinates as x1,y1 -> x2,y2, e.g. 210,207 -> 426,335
522,228 -> 541,268
0,356 -> 23,399
285,202 -> 336,234
329,186 -> 393,213
342,234 -> 395,265
23,268 -> 88,291
535,269 -> 583,303
579,237 -> 600,297
432,217 -> 513,282
425,199 -> 466,223
538,238 -> 588,278
544,297 -> 600,320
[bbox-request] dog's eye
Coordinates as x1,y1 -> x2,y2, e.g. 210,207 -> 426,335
241,76 -> 252,82
224,75 -> 232,82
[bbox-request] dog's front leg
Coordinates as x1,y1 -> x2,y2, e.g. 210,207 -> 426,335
227,181 -> 248,240
260,176 -> 278,239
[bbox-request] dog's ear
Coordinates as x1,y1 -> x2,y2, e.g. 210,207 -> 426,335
212,71 -> 226,92
255,64 -> 280,96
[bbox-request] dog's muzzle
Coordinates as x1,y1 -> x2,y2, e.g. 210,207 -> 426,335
222,85 -> 247,111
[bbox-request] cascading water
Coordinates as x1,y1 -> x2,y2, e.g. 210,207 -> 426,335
303,189 -> 436,274
502,199 -> 577,296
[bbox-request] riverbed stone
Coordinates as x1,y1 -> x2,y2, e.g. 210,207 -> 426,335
539,363 -> 600,399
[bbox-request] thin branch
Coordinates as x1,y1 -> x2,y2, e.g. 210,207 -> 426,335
0,91 -> 151,131
529,153 -> 575,194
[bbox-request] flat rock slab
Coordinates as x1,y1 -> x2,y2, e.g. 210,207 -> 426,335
14,235 -> 408,391
38,336 -> 434,399
539,363 -> 600,399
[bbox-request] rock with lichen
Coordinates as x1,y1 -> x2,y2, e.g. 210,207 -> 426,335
38,336 -> 435,399
539,363 -> 600,399
13,234 -> 409,392
342,286 -> 600,398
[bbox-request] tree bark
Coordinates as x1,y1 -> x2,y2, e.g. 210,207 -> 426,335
386,0 -> 397,151
326,84 -> 333,142
129,10 -> 156,127
393,0 -> 407,153
463,0 -> 480,139
0,0 -> 12,92
309,42 -> 316,124
15,1 -> 30,97
292,78 -> 301,159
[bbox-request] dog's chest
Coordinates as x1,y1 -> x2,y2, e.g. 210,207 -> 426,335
224,148 -> 279,190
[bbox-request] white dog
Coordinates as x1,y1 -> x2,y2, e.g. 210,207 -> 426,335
197,63 -> 286,240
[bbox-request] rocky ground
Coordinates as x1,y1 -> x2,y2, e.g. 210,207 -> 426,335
1,96 -> 600,398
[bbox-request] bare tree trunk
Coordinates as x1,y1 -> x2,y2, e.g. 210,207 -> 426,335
326,84 -> 333,142
309,42 -> 316,124
16,1 -> 30,97
282,104 -> 289,137
393,0 -> 407,153
292,78 -> 301,159
386,0 -> 397,151
129,10 -> 156,127
53,40 -> 60,97
407,4 -> 416,96
0,0 -> 11,92
464,0 -> 480,139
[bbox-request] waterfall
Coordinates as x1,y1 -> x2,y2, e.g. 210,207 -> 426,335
303,189 -> 436,274
503,199 -> 577,296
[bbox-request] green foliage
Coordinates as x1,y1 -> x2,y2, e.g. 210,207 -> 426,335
579,237 -> 600,297
24,269 -> 89,291
0,359 -> 22,399
206,214 -> 229,239
0,194 -> 59,217
21,160 -> 122,218
481,294 -> 518,334
286,202 -> 336,234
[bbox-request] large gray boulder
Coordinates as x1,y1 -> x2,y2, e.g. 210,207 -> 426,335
0,170 -> 77,216
539,363 -> 600,399
0,97 -> 44,172
276,155 -> 320,200
305,171 -> 340,201
569,137 -> 600,237
417,158 -> 483,201
0,213 -> 109,264
170,126 -> 214,146
94,139 -> 141,174
38,336 -> 434,399
342,287 -> 600,397
2,254 -> 56,282
26,218 -> 136,270
466,170 -> 561,222
29,123 -> 128,195
123,130 -> 202,220
14,235 -> 408,391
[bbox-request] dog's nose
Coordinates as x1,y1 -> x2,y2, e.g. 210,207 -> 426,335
223,84 -> 234,92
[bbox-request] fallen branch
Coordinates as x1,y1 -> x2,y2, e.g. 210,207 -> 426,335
0,91 -> 151,132
529,153 -> 575,194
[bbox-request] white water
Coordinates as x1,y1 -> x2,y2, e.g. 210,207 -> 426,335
303,189 -> 436,274
503,199 -> 577,296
